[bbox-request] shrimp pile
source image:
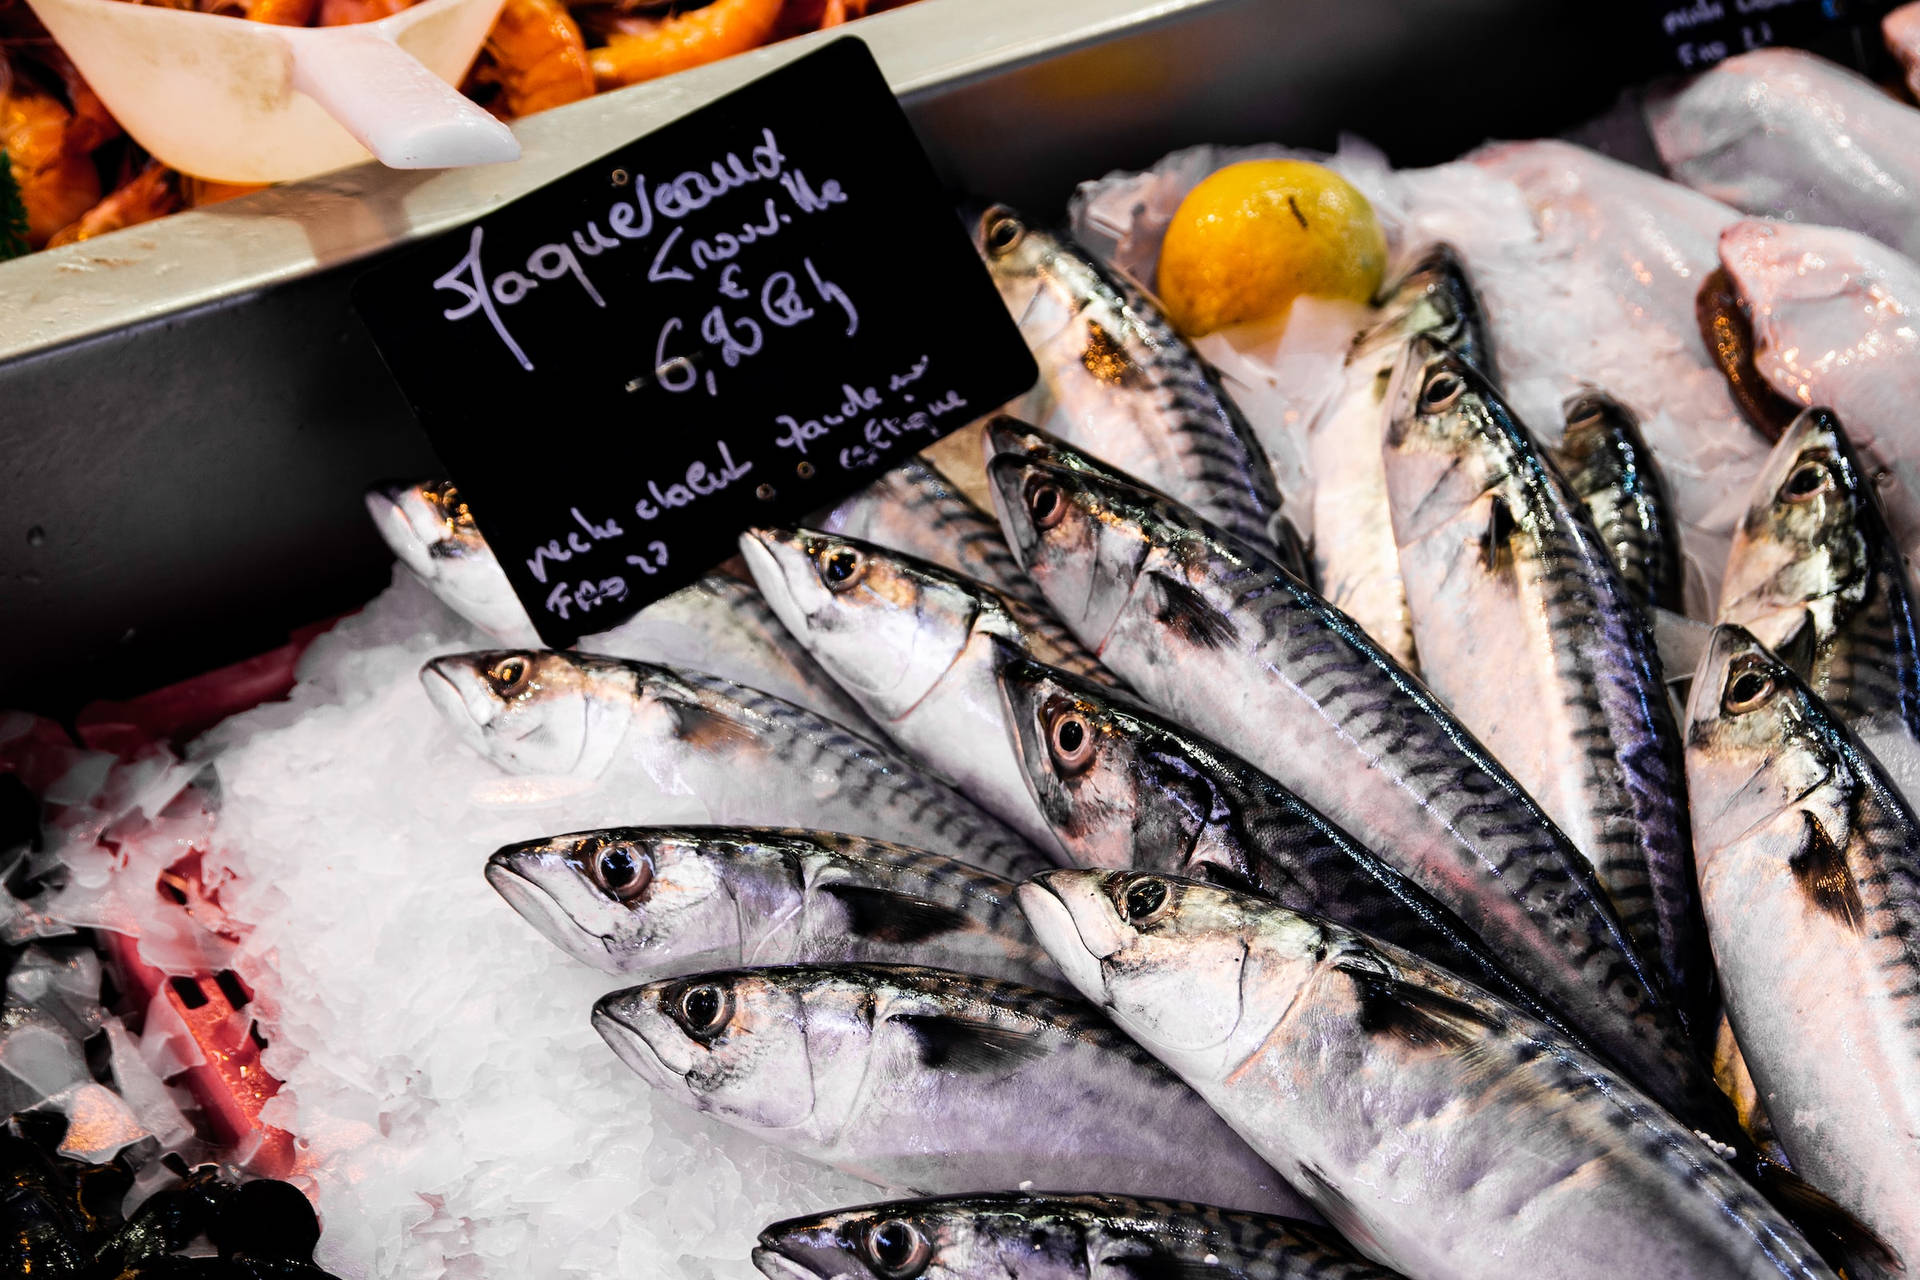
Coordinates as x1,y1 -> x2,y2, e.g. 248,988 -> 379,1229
0,0 -> 918,259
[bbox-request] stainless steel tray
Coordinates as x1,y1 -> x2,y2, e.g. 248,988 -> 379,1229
0,0 -> 1642,712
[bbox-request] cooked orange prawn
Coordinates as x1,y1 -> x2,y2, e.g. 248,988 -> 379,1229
590,0 -> 781,90
318,0 -> 407,23
46,161 -> 179,246
469,0 -> 592,117
2,62 -> 100,247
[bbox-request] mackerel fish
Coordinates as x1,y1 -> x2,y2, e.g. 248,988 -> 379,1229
740,526 -> 1113,855
1719,407 -> 1920,746
421,651 -> 1047,879
971,206 -> 1305,571
1308,244 -> 1493,670
1019,870 -> 1840,1280
814,458 -> 1047,613
754,1192 -> 1395,1280
1553,390 -> 1685,616
486,825 -> 1063,991
980,426 -> 1720,1129
1687,625 -> 1920,1276
591,963 -> 1316,1218
995,652 -> 1570,1035
1383,336 -> 1706,1026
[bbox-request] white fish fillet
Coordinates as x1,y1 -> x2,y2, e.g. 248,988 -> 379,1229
1648,48 -> 1920,261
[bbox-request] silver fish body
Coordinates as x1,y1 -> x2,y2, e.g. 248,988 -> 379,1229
420,651 -> 1048,879
1019,870 -> 1840,1280
366,480 -> 535,644
486,826 -> 1062,991
1719,407 -> 1920,744
739,526 -> 1110,857
592,963 -> 1315,1218
972,206 -> 1304,572
1309,244 -> 1494,669
1383,338 -> 1706,1026
1686,626 -> 1920,1275
814,458 -> 1047,613
754,1192 -> 1392,1280
1554,390 -> 1684,615
995,652 -> 1571,1036
1648,48 -> 1920,261
981,429 -> 1717,1130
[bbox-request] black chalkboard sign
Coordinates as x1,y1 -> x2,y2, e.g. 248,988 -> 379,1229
1645,0 -> 1897,71
354,38 -> 1037,647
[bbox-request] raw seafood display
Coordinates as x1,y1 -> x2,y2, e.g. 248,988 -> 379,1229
0,0 -> 918,256
9,28 -> 1920,1280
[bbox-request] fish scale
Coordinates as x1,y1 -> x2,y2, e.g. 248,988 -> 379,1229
1688,627 -> 1920,1274
981,439 -> 1724,1133
1383,340 -> 1706,1031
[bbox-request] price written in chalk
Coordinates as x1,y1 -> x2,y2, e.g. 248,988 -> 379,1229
354,38 -> 1039,647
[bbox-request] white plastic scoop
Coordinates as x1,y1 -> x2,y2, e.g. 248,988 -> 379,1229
24,0 -> 520,184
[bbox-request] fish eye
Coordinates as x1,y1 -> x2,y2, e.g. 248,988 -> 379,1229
1723,657 -> 1776,715
670,982 -> 732,1041
1025,480 -> 1067,531
819,546 -> 867,592
1782,459 -> 1832,503
1419,367 -> 1465,413
589,840 -> 654,900
485,657 -> 532,699
1117,875 -> 1171,926
864,1218 -> 930,1279
982,209 -> 1024,257
1048,710 -> 1097,775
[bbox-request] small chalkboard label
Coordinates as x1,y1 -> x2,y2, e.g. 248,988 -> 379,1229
354,38 -> 1037,648
1646,0 -> 1895,71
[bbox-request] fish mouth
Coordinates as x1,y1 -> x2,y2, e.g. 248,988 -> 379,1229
591,994 -> 679,1089
484,852 -> 617,970
420,659 -> 495,740
750,1246 -> 824,1280
1016,872 -> 1120,1004
365,485 -> 438,580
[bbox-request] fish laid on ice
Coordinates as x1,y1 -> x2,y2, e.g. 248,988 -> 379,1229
754,1191 -> 1394,1280
996,652 -> 1571,1034
1383,337 -> 1706,1025
421,651 -> 1048,879
1554,390 -> 1685,615
1648,48 -> 1920,261
1687,626 -> 1920,1276
971,206 -> 1306,574
1307,244 -> 1494,669
592,963 -> 1316,1218
367,480 -> 873,729
740,527 -> 1111,856
981,425 -> 1721,1130
813,458 -> 1047,613
1019,870 -> 1843,1280
486,826 -> 1063,991
1719,408 -> 1920,745
1719,220 -> 1920,560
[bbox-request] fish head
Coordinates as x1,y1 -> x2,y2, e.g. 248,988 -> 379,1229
1382,334 -> 1513,548
1721,407 -> 1871,657
364,479 -> 535,643
1684,625 -> 1834,853
996,649 -> 1205,871
741,527 -> 981,720
486,827 -> 736,971
1018,870 -> 1264,1058
756,1196 -> 1091,1280
594,969 -> 817,1128
984,456 -> 1151,650
973,206 -> 1080,343
420,649 -> 635,776
1354,242 -> 1493,375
